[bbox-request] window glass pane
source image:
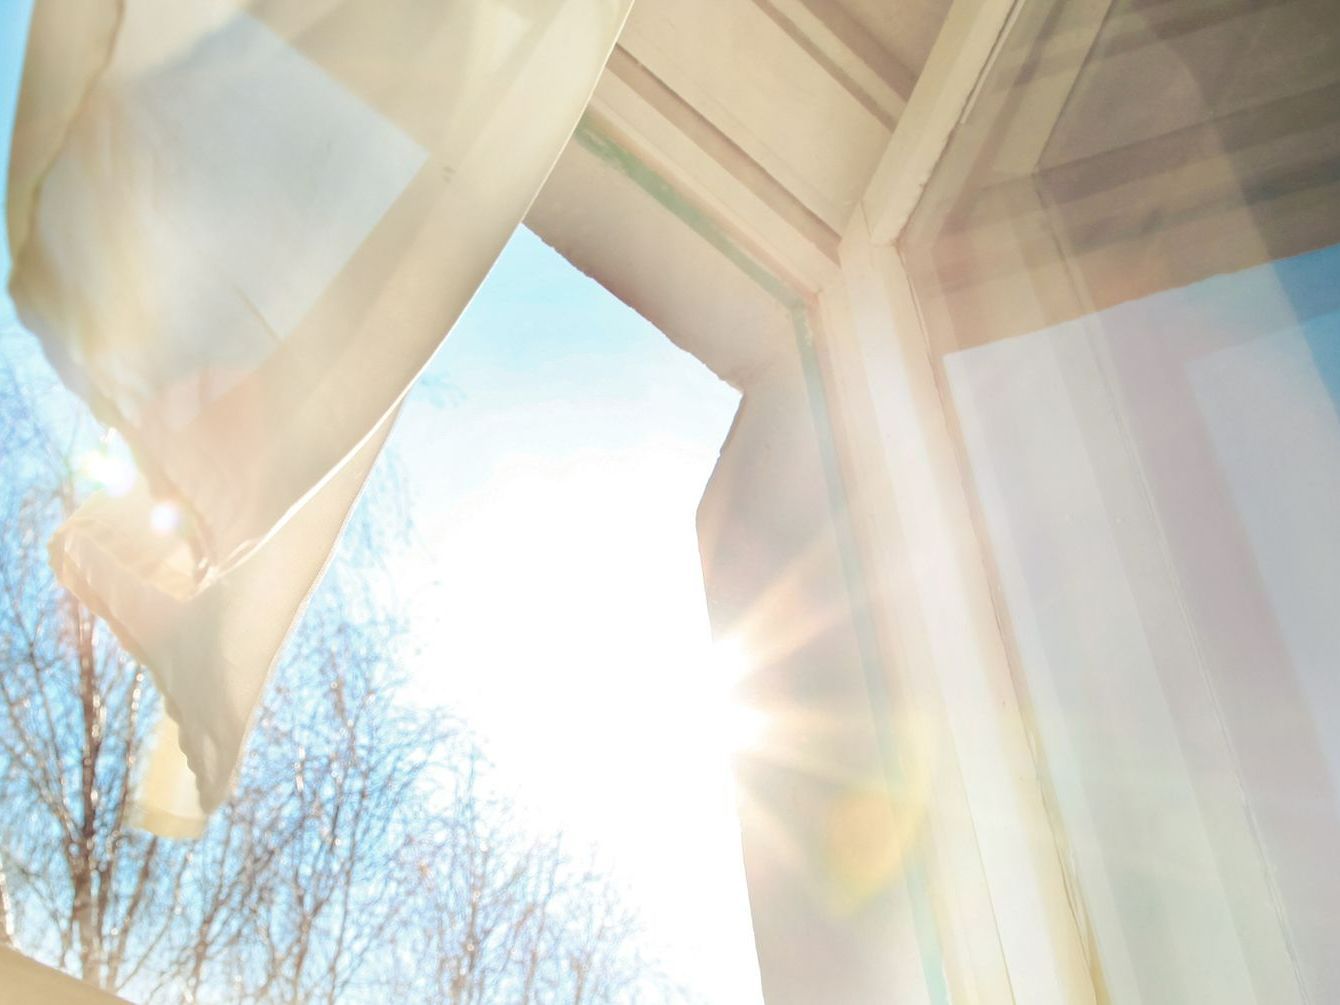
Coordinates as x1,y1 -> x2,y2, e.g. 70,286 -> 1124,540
903,2 -> 1340,1000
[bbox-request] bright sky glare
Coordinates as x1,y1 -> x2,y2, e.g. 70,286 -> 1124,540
386,228 -> 763,1004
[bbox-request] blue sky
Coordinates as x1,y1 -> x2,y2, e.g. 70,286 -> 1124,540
0,5 -> 761,1002
0,1 -> 30,292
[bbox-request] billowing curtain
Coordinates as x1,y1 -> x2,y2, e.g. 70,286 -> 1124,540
6,0 -> 633,836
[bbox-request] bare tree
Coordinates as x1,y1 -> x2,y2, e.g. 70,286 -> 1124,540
0,329 -> 684,1004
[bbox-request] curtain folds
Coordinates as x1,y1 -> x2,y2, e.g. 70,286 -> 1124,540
6,0 -> 632,835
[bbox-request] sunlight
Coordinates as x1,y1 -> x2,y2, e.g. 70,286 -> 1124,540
721,703 -> 770,757
403,445 -> 762,1002
383,226 -> 761,1004
78,431 -> 136,496
704,638 -> 768,756
707,636 -> 751,685
411,449 -> 748,822
149,500 -> 181,535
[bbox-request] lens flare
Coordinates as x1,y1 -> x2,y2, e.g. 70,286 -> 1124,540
708,637 -> 751,686
707,639 -> 767,754
149,501 -> 181,535
79,431 -> 137,496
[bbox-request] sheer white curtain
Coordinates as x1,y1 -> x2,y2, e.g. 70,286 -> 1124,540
6,0 -> 632,836
946,246 -> 1340,1003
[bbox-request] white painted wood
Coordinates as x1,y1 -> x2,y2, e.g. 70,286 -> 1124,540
588,61 -> 841,293
826,209 -> 1100,1003
618,0 -> 890,231
755,0 -> 910,120
0,948 -> 132,1004
816,282 -> 1014,1005
527,130 -> 796,383
861,0 -> 1019,243
838,0 -> 951,76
